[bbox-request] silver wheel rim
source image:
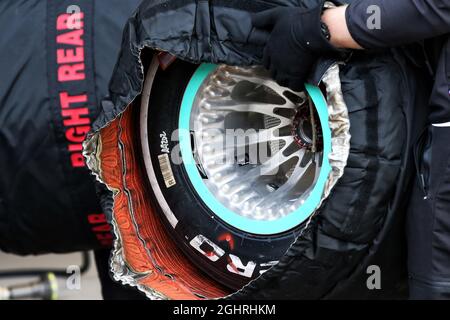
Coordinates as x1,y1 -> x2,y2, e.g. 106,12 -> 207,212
187,65 -> 325,228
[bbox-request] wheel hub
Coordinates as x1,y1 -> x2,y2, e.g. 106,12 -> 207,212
292,102 -> 323,152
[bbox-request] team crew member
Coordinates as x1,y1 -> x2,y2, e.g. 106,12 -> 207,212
252,0 -> 450,299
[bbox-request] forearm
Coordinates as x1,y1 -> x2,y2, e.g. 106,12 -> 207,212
322,5 -> 362,49
322,0 -> 450,50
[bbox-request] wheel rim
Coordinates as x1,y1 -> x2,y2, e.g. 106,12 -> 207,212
179,64 -> 332,235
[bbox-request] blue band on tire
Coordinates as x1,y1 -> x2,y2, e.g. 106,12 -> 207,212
179,64 -> 332,235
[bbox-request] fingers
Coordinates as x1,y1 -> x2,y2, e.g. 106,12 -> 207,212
265,52 -> 303,91
247,27 -> 270,46
262,47 -> 271,69
250,8 -> 283,29
275,76 -> 289,88
269,61 -> 306,91
272,73 -> 305,92
285,79 -> 305,92
269,67 -> 278,83
251,7 -> 307,91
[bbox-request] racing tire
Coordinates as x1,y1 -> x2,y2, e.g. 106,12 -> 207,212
139,58 -> 336,290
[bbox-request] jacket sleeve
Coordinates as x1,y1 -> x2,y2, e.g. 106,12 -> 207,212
345,0 -> 450,49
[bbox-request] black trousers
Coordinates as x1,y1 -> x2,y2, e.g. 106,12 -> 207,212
407,126 -> 450,299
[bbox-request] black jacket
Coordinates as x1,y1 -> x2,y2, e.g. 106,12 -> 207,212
346,0 -> 449,123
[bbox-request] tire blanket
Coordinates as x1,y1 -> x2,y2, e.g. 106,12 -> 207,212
84,0 -> 431,299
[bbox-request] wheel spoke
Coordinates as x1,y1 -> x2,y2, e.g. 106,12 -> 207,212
223,71 -> 300,101
202,99 -> 294,127
227,139 -> 299,188
256,156 -> 313,211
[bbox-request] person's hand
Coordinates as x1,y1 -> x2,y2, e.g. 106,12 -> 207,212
251,3 -> 341,91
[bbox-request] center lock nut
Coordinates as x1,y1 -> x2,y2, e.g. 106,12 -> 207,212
292,99 -> 323,152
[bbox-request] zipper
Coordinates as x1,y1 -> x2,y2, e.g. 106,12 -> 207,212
413,127 -> 430,199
